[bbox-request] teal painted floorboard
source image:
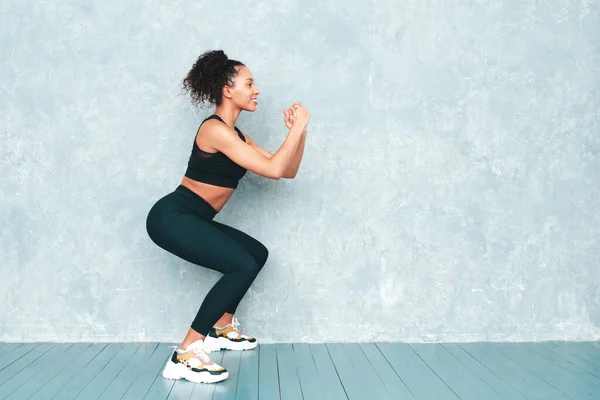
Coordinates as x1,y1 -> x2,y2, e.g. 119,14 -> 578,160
410,343 -> 504,400
0,341 -> 598,399
258,344 -> 279,400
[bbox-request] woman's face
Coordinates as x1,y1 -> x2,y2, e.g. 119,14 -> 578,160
227,65 -> 260,112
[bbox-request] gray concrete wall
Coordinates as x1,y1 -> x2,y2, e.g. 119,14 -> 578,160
1,0 -> 599,343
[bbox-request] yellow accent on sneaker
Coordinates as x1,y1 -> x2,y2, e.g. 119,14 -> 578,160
162,340 -> 229,383
214,325 -> 254,341
204,317 -> 258,352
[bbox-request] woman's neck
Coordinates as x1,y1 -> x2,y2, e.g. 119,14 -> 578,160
213,104 -> 241,128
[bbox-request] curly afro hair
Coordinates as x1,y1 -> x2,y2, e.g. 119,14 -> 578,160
182,50 -> 245,107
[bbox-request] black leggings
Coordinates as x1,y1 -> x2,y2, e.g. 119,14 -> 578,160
145,185 -> 268,336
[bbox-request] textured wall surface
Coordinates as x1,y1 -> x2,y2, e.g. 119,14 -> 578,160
1,0 -> 599,343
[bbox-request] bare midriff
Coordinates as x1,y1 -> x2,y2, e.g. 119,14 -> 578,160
180,176 -> 236,212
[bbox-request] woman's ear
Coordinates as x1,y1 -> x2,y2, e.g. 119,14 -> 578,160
222,85 -> 233,100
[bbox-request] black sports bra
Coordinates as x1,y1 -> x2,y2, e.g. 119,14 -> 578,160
184,115 -> 248,189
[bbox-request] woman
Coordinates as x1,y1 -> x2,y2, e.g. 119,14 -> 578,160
145,49 -> 310,384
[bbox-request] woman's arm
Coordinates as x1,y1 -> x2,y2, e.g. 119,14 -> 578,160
205,108 -> 310,180
244,127 -> 307,179
281,128 -> 306,178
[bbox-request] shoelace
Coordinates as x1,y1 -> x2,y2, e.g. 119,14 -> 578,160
231,317 -> 251,339
169,343 -> 212,365
191,345 -> 211,364
231,317 -> 241,333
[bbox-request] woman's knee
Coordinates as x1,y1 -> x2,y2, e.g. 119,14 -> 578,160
232,253 -> 263,277
256,243 -> 269,268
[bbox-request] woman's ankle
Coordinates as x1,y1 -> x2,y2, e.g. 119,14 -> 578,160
180,338 -> 205,351
180,328 -> 206,350
214,314 -> 234,328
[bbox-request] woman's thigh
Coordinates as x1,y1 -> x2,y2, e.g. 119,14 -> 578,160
148,208 -> 256,274
210,221 -> 269,267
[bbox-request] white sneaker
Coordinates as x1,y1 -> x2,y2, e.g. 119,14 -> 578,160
162,339 -> 229,383
203,317 -> 258,352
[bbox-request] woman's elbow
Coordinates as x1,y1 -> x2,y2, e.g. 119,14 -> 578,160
266,168 -> 284,180
282,172 -> 297,179
271,162 -> 289,180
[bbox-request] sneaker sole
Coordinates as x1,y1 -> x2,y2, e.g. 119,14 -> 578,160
203,336 -> 258,352
162,361 -> 229,383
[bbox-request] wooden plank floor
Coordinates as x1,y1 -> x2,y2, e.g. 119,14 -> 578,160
1,341 -> 599,399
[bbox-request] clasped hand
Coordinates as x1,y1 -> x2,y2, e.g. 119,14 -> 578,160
283,102 -> 310,130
